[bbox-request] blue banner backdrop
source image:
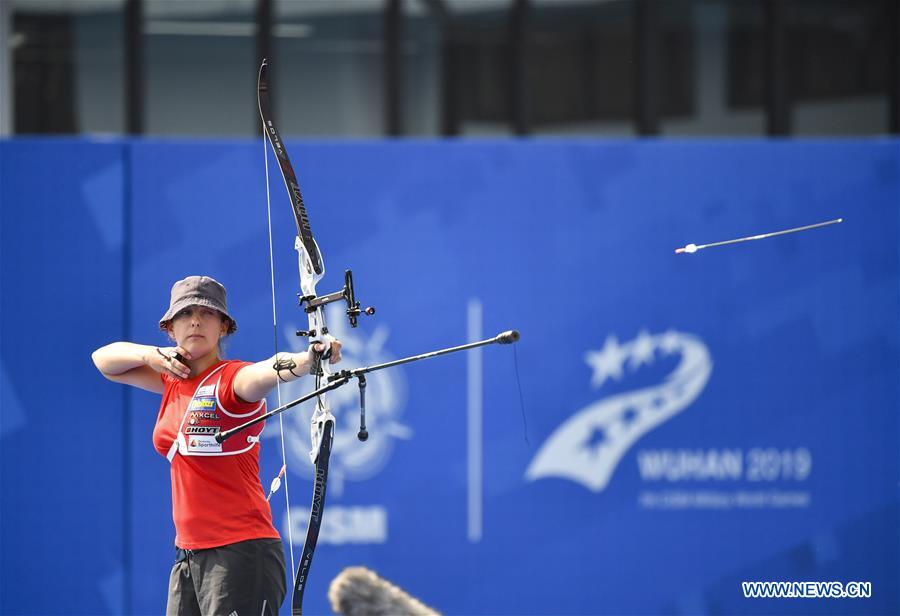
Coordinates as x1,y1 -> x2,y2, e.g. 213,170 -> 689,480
1,138 -> 898,615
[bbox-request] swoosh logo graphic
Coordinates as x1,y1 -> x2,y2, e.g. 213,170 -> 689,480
526,330 -> 712,492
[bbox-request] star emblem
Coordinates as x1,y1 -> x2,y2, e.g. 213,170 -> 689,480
658,330 -> 682,355
627,329 -> 656,369
585,335 -> 627,388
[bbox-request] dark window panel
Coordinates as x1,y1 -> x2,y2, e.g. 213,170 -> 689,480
451,1 -> 692,132
384,0 -> 404,136
728,0 -> 889,108
273,3 -> 384,136
889,0 -> 899,133
400,0 -> 443,136
125,0 -> 143,134
13,14 -> 78,134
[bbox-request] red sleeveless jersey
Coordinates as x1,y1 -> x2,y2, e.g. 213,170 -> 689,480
152,360 -> 281,550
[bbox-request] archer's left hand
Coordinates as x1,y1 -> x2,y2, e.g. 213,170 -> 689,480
312,338 -> 342,364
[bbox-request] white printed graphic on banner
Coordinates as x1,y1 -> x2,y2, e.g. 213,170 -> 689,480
263,306 -> 410,544
525,330 -> 712,492
286,504 -> 388,545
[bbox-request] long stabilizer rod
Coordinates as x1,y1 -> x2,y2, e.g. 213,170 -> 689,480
216,330 -> 520,443
341,329 -> 520,378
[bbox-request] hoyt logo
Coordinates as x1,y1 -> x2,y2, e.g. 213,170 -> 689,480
526,330 -> 712,492
185,426 -> 219,435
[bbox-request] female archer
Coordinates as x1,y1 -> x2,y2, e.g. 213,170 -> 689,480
92,275 -> 341,616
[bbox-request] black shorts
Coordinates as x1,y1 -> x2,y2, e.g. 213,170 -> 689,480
166,538 -> 286,616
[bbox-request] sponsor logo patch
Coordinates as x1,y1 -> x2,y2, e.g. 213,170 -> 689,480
196,385 -> 216,397
185,426 -> 220,435
190,411 -> 219,421
189,398 -> 217,411
187,435 -> 222,453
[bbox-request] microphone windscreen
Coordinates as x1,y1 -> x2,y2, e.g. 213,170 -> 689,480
329,566 -> 440,616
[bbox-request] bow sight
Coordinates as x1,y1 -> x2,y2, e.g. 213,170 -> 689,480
295,269 -> 375,337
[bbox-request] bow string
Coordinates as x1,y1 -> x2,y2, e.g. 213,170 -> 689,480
258,58 -> 369,616
234,58 -> 519,616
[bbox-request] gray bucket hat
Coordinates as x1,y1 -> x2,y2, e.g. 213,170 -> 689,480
159,275 -> 237,334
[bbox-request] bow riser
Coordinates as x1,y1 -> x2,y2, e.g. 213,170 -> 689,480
295,237 -> 335,466
295,237 -> 327,342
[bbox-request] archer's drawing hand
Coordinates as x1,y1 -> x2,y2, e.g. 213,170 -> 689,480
151,346 -> 192,379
